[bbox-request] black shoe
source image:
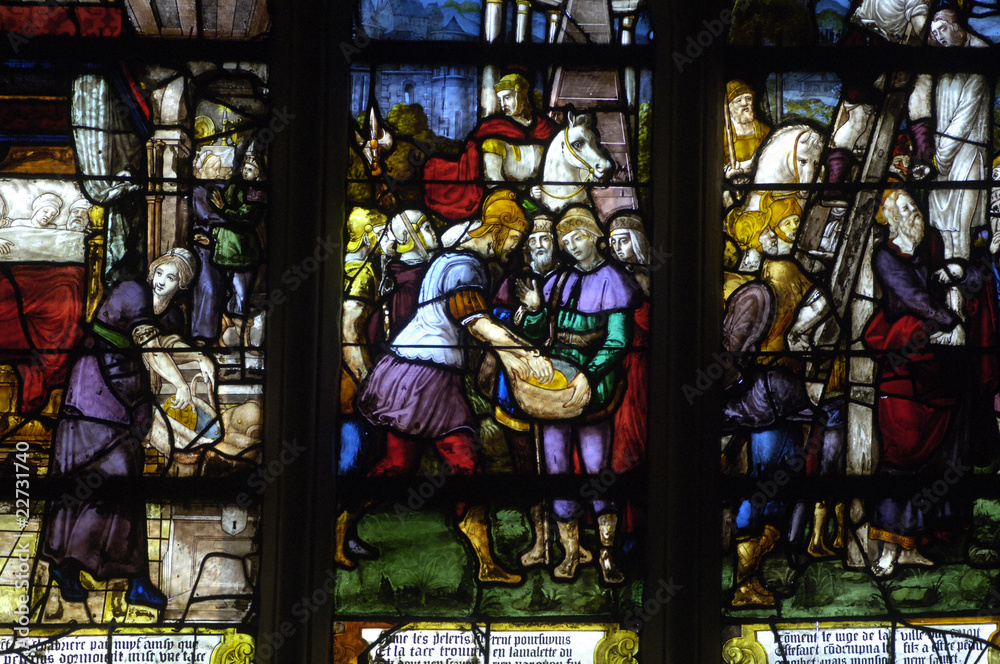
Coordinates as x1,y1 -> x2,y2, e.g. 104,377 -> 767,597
50,561 -> 87,602
127,577 -> 167,609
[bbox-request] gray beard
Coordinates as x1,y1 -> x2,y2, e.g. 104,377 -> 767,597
531,256 -> 556,274
731,108 -> 754,134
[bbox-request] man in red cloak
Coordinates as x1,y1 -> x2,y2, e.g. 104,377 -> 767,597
424,73 -> 558,221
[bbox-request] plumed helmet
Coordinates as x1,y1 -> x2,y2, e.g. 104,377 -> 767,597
346,207 -> 388,253
390,209 -> 429,253
556,206 -> 602,244
727,79 -> 754,103
481,189 -> 528,235
761,193 -> 801,229
727,208 -> 770,252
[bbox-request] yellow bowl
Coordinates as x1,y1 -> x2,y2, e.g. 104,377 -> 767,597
527,370 -> 568,390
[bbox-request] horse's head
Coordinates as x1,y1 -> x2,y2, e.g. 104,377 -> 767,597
753,124 -> 824,191
791,128 -> 823,187
563,111 -> 616,182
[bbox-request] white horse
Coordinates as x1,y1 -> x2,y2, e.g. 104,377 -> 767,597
483,111 -> 616,214
741,123 -> 824,215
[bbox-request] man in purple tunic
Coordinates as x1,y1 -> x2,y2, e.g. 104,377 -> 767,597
356,189 -> 553,584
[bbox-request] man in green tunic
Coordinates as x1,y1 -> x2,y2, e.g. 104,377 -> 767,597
518,206 -> 638,583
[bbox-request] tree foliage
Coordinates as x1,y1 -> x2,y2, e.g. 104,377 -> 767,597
638,102 -> 652,184
443,0 -> 479,13
729,0 -> 816,46
785,97 -> 835,126
348,103 -> 461,206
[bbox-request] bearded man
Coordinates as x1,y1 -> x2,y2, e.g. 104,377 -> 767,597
864,190 -> 967,577
724,80 -> 770,184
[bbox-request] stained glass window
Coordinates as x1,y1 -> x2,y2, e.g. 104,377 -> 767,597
334,2 -> 653,662
0,3 -> 267,661
723,2 -> 1000,662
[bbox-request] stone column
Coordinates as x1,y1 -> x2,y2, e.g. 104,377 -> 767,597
515,0 -> 531,43
484,0 -> 503,42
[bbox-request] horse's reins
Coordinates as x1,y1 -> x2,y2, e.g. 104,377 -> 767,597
537,125 -> 601,200
750,127 -> 812,203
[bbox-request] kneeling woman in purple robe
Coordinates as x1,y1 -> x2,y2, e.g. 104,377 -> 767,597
43,248 -> 214,609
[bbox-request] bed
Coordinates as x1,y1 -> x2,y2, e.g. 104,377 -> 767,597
0,178 -> 104,421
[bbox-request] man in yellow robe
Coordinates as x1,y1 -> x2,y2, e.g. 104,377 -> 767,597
724,80 -> 771,184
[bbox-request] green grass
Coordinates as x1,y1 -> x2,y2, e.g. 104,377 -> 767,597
336,506 -> 642,619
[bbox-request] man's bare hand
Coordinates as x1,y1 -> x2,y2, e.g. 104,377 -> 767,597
527,351 -> 554,383
502,352 -> 531,381
194,233 -> 211,246
990,231 -> 1000,256
931,325 -> 966,346
566,372 -> 590,409
933,263 -> 964,283
0,238 -> 12,255
197,356 -> 215,393
516,278 -> 543,312
171,384 -> 192,410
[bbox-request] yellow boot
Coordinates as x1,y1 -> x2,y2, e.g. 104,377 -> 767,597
459,506 -> 522,584
554,520 -> 583,580
732,525 -> 779,607
334,510 -> 356,569
808,502 -> 837,558
833,502 -> 846,549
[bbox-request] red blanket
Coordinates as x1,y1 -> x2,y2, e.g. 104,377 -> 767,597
0,265 -> 85,413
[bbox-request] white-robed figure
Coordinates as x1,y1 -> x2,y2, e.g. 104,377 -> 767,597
852,0 -> 931,42
924,9 -> 990,263
847,5 -> 990,318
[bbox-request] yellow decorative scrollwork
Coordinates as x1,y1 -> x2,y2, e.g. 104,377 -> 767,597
988,628 -> 1000,664
594,627 -> 639,664
723,634 -> 768,664
210,629 -> 255,664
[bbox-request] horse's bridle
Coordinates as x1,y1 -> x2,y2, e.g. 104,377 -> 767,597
791,127 -> 810,186
537,125 -> 602,201
752,127 -> 813,203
